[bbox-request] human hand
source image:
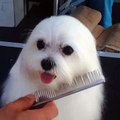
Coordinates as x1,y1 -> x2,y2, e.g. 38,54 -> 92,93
0,94 -> 58,120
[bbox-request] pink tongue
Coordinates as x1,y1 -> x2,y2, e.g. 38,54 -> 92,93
41,72 -> 56,84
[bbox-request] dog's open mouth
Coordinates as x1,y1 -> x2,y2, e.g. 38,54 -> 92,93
41,72 -> 56,84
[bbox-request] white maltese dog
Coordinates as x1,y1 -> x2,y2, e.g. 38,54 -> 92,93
1,15 -> 104,120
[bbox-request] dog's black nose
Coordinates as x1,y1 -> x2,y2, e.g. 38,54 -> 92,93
41,57 -> 56,71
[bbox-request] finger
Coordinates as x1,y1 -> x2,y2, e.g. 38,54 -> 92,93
36,102 -> 58,119
7,94 -> 35,111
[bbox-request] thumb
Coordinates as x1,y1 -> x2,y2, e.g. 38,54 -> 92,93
8,94 -> 35,111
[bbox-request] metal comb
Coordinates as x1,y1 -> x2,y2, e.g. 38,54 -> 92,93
31,69 -> 105,109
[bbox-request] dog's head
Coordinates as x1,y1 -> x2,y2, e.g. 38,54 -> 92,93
20,15 -> 100,90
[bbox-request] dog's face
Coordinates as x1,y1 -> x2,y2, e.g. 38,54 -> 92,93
20,16 -> 98,90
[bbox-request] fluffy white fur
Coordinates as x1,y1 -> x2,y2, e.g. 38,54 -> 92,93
1,15 -> 104,120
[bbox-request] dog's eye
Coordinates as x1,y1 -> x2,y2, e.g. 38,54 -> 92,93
62,45 -> 74,55
37,40 -> 45,50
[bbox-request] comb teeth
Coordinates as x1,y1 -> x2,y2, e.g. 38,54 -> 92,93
34,90 -> 57,102
31,69 -> 105,109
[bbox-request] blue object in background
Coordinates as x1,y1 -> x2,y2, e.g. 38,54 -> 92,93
59,0 -> 114,28
88,0 -> 114,28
